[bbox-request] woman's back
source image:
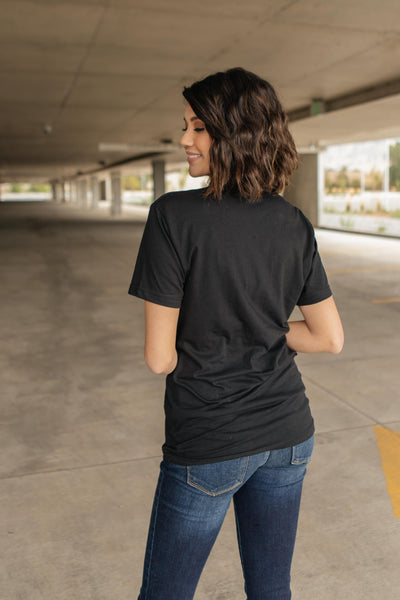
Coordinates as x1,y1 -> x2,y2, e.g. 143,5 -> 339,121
129,188 -> 331,464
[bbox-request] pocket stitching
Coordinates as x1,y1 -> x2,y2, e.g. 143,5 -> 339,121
187,456 -> 249,497
291,436 -> 314,465
291,457 -> 310,465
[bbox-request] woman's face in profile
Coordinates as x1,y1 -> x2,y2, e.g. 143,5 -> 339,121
180,103 -> 212,177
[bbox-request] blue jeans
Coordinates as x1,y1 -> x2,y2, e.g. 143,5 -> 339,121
138,435 -> 314,600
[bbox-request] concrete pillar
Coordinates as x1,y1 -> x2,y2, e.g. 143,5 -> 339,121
284,153 -> 319,226
55,183 -> 64,203
152,159 -> 165,201
51,182 -> 57,201
111,171 -> 122,216
99,179 -> 107,201
90,175 -> 99,209
79,179 -> 88,208
85,178 -> 90,207
105,177 -> 112,202
73,181 -> 79,203
68,181 -> 73,203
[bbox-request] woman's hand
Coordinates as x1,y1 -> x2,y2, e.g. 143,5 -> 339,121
144,301 -> 180,374
286,296 -> 344,354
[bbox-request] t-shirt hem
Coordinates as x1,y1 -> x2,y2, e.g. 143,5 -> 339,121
162,425 -> 315,466
297,287 -> 332,306
128,285 -> 182,309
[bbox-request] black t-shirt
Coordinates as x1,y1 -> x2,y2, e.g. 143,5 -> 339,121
129,189 -> 332,465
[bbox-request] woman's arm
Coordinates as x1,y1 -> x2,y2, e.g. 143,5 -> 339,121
286,296 -> 344,354
144,301 -> 180,374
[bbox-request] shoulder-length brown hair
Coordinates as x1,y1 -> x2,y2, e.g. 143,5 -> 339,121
183,67 -> 298,202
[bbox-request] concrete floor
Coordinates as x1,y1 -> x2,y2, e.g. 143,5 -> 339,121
1,199 -> 400,600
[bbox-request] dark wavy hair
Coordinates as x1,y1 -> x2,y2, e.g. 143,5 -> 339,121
182,67 -> 298,202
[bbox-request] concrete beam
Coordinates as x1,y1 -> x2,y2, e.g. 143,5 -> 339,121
288,77 -> 400,122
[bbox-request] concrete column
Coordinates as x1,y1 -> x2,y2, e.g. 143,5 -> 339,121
51,182 -> 57,201
99,179 -> 107,201
60,182 -> 66,203
77,180 -> 82,205
90,175 -> 99,209
105,177 -> 112,202
85,178 -> 90,207
73,181 -> 79,203
79,179 -> 88,208
68,181 -> 73,203
284,153 -> 319,226
152,159 -> 165,201
56,183 -> 65,203
111,171 -> 122,216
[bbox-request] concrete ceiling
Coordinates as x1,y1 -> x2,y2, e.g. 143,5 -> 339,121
2,0 -> 400,182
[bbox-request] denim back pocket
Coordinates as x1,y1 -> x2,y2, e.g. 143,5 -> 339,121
291,435 -> 314,465
187,456 -> 249,496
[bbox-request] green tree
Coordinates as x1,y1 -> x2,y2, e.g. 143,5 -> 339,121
28,183 -> 50,192
324,171 -> 334,193
337,167 -> 349,193
122,175 -> 141,191
389,142 -> 400,191
365,169 -> 383,191
349,172 -> 361,189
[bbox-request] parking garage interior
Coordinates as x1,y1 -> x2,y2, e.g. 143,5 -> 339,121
1,1 -> 400,598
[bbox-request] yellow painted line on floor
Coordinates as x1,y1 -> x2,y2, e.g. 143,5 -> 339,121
372,298 -> 400,304
327,266 -> 400,275
374,426 -> 400,519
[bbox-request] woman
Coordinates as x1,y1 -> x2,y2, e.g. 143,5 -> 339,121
129,67 -> 343,600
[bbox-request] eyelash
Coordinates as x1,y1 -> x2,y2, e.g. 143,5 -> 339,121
182,127 -> 205,132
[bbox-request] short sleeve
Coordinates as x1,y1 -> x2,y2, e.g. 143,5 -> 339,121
297,236 -> 332,306
128,202 -> 185,308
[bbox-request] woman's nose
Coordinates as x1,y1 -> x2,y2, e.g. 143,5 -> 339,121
180,129 -> 192,148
